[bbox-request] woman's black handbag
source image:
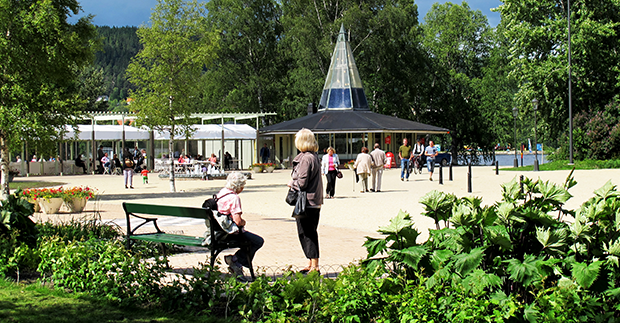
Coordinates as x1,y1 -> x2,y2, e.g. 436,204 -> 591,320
336,170 -> 343,179
285,188 -> 297,206
285,188 -> 307,218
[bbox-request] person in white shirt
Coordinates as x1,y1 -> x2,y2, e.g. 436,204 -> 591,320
369,143 -> 387,192
412,138 -> 425,174
321,147 -> 340,199
100,152 -> 110,169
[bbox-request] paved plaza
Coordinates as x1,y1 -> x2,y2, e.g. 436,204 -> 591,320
23,165 -> 620,276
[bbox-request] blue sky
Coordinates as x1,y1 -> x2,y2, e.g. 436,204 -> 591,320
72,0 -> 502,27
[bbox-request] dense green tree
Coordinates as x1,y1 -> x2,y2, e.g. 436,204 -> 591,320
202,0 -> 284,120
280,0 -> 427,122
0,0 -> 99,198
497,0 -> 620,141
94,26 -> 140,106
77,66 -> 108,111
471,21 -> 519,150
417,2 -> 496,162
127,0 -> 219,192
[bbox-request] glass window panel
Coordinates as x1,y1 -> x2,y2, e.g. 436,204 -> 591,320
334,134 -> 347,156
317,134 -> 330,154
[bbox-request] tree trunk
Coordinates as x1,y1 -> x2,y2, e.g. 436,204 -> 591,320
169,124 -> 176,193
0,133 -> 10,199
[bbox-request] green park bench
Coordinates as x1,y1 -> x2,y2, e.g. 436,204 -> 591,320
123,202 -> 255,280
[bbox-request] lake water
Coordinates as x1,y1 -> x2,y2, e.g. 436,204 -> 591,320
472,153 -> 549,167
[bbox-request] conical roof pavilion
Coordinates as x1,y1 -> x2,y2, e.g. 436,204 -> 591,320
260,25 -> 449,136
318,24 -> 369,110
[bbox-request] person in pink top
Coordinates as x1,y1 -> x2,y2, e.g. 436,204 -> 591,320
321,147 -> 340,199
218,172 -> 264,280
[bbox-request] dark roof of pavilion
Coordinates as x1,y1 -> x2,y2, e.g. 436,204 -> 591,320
259,110 -> 450,135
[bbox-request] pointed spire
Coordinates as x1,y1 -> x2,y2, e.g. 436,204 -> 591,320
318,24 -> 369,110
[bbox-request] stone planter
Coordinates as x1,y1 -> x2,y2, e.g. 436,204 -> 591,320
28,199 -> 41,213
39,198 -> 63,214
252,166 -> 263,173
65,197 -> 88,213
266,166 -> 275,173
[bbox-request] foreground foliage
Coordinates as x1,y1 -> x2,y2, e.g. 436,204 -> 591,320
1,174 -> 619,322
365,171 -> 620,322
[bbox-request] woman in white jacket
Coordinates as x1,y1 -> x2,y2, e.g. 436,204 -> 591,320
321,147 -> 339,199
354,146 -> 374,193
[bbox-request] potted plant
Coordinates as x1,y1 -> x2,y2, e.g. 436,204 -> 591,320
33,188 -> 64,214
345,160 -> 356,170
264,163 -> 276,173
62,186 -> 95,213
20,189 -> 41,213
250,163 -> 264,173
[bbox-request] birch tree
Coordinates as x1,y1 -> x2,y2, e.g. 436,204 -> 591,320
127,0 -> 219,192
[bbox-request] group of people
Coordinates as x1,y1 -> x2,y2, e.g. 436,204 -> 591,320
174,152 -> 234,171
399,138 -> 438,181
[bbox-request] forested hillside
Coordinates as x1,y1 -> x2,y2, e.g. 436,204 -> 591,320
94,26 -> 140,108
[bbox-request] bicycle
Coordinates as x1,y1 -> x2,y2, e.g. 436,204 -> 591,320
411,154 -> 423,174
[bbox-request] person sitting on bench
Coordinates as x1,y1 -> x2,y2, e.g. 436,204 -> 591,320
74,154 -> 87,174
217,172 -> 264,279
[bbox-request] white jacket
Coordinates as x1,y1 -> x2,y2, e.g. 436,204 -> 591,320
321,153 -> 340,174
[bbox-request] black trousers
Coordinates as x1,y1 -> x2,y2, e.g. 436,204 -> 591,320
326,170 -> 338,197
297,208 -> 320,259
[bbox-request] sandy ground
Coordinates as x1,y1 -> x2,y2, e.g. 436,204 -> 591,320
21,165 -> 620,276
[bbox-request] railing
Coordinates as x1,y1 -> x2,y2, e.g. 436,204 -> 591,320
9,160 -> 88,176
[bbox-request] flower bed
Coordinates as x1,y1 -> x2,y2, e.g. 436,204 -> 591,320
20,187 -> 96,214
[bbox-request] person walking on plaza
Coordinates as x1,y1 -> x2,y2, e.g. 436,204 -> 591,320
141,166 -> 149,184
122,147 -> 134,189
288,128 -> 323,273
219,172 -> 264,280
260,143 -> 270,163
399,138 -> 413,181
412,138 -> 425,174
370,143 -> 386,192
321,147 -> 340,199
354,146 -> 374,193
425,140 -> 439,181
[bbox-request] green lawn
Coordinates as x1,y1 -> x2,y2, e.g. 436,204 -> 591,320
8,180 -> 65,190
0,279 -> 220,323
501,159 -> 620,171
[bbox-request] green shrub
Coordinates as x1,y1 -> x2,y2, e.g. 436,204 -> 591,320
363,172 -> 620,322
0,190 -> 36,247
0,231 -> 40,281
37,237 -> 168,306
37,216 -> 121,242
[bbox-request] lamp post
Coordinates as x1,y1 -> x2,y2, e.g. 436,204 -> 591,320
532,98 -> 539,171
568,0 -> 573,164
512,106 -> 519,168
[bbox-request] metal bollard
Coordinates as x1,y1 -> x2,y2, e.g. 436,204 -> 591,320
467,162 -> 472,193
449,162 -> 453,181
520,175 -> 524,195
439,164 -> 443,184
495,161 -> 499,175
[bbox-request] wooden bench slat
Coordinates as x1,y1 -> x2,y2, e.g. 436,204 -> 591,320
124,203 -> 208,219
130,233 -> 204,247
